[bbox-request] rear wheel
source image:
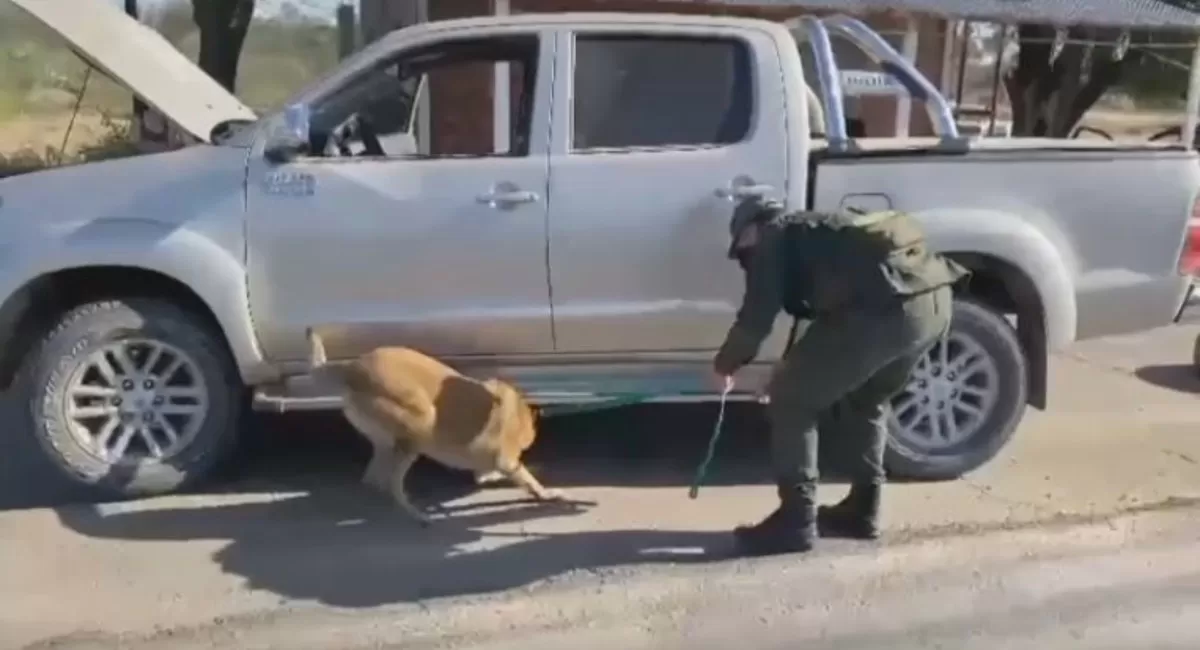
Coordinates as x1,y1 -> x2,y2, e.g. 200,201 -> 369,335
885,298 -> 1028,480
17,299 -> 244,498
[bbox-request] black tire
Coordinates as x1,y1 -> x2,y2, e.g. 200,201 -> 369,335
884,298 -> 1028,481
1192,332 -> 1200,379
16,299 -> 244,498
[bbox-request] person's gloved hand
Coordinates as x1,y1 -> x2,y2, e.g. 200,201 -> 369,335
726,197 -> 784,260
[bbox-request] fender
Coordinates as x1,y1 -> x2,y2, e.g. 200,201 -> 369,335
0,218 -> 275,384
913,207 -> 1078,351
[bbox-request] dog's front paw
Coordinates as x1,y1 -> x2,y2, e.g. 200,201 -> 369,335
537,488 -> 570,502
474,470 -> 508,487
362,471 -> 390,493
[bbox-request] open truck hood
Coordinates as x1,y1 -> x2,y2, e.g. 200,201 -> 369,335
11,0 -> 257,144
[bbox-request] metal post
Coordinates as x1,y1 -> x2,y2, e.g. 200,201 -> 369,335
416,0 -> 431,155
985,25 -> 1006,137
1183,34 -> 1200,150
953,21 -> 970,110
894,16 -> 919,137
493,0 -> 511,154
336,3 -> 358,61
939,19 -> 959,98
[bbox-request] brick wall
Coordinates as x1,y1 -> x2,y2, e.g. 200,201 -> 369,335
410,0 -> 949,154
426,0 -> 497,155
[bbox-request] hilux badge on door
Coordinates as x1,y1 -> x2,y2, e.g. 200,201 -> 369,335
263,171 -> 315,197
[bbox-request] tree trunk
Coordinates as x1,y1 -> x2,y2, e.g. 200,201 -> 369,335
192,0 -> 255,93
1004,25 -> 1138,138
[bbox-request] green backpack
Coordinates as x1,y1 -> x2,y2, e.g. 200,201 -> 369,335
780,208 -> 970,313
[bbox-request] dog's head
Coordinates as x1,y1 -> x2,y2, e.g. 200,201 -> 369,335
484,378 -> 540,451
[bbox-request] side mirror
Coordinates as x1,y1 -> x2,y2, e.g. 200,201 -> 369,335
264,103 -> 312,164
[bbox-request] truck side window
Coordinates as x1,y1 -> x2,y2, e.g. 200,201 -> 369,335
308,35 -> 540,159
571,34 -> 753,151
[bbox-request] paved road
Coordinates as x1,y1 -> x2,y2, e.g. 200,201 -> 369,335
1,318 -> 1197,649
64,508 -> 1198,650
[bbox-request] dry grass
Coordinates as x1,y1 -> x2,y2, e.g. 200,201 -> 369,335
0,110 -> 119,156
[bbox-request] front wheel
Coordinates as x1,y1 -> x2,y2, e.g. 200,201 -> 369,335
885,298 -> 1029,480
17,299 -> 244,498
1192,332 -> 1200,379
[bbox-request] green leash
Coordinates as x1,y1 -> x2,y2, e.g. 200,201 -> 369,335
689,380 -> 733,499
536,394 -> 656,418
536,381 -> 735,499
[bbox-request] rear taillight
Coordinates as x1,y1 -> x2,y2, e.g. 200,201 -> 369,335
1180,199 -> 1200,276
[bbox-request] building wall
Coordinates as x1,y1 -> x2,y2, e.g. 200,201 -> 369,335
427,0 -> 498,155
364,0 -> 950,155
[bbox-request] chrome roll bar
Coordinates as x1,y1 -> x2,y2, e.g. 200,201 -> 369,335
795,15 -> 963,151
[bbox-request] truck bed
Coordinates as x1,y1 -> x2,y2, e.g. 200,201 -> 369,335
810,138 -> 1200,348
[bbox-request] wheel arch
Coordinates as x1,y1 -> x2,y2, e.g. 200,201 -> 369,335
0,260 -> 269,392
0,215 -> 278,389
945,251 -> 1049,410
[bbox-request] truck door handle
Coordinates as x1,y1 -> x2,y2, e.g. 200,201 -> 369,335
476,181 -> 539,210
715,175 -> 775,202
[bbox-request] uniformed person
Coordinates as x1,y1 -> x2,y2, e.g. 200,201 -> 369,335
714,197 -> 970,556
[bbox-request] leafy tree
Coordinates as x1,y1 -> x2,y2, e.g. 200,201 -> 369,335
1003,25 -> 1146,136
1000,0 -> 1200,136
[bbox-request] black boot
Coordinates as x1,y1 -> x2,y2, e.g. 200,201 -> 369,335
733,486 -> 817,557
817,482 -> 881,540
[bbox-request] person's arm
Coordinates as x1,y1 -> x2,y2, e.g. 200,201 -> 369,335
714,226 -> 785,376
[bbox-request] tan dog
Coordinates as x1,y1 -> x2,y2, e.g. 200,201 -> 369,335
307,329 -> 566,524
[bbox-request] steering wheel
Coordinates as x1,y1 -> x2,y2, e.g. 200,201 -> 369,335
328,113 -> 386,157
1146,125 -> 1200,150
1069,125 -> 1113,141
1148,126 -> 1182,142
354,114 -> 385,157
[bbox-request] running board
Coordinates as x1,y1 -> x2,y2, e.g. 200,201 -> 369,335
251,388 -> 760,414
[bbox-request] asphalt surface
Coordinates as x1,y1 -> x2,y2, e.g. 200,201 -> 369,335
1,311 -> 1198,649
48,508 -> 1198,650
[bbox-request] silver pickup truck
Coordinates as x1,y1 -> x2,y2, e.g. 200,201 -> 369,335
5,0 -> 1199,498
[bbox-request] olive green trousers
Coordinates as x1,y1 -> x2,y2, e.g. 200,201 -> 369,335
765,287 -> 953,498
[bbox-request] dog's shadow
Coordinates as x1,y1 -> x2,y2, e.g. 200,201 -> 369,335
54,483 -> 728,607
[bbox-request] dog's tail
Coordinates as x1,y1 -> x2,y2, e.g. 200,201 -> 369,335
306,327 -> 353,390
307,327 -> 329,370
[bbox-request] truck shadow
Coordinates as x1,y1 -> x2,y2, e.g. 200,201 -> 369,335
3,401 -> 881,511
40,404 -> 883,607
53,490 -> 732,607
1134,364 -> 1199,394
